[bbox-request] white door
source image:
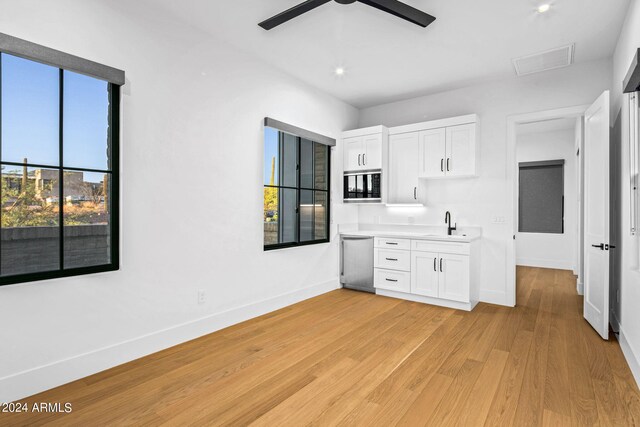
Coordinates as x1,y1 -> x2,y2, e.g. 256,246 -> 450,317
438,254 -> 470,303
411,251 -> 439,297
419,128 -> 446,178
445,124 -> 476,177
343,136 -> 364,172
389,132 -> 420,203
363,134 -> 382,170
583,91 -> 611,340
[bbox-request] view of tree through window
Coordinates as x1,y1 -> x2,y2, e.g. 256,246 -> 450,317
264,126 -> 329,249
0,53 -> 119,282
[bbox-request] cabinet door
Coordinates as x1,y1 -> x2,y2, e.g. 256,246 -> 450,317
363,133 -> 382,170
343,136 -> 364,172
411,251 -> 439,297
419,128 -> 446,178
445,124 -> 476,177
438,253 -> 470,302
389,132 -> 420,203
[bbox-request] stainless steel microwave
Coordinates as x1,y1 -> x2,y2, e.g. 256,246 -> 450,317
343,171 -> 382,203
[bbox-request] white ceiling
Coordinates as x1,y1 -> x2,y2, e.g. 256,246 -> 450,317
141,0 -> 629,108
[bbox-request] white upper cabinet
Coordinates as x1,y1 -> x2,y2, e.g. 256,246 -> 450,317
343,136 -> 365,172
418,123 -> 477,178
341,126 -> 386,172
389,132 -> 420,204
363,133 -> 382,170
419,128 -> 447,178
445,123 -> 476,177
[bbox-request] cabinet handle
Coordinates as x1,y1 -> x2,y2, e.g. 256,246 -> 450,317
385,258 -> 398,261
440,258 -> 443,272
447,158 -> 450,172
414,187 -> 417,200
386,242 -> 398,245
358,154 -> 361,166
441,159 -> 444,172
433,258 -> 437,271
363,153 -> 366,165
385,278 -> 398,282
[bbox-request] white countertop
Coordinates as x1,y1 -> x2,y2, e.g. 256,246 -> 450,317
339,230 -> 481,243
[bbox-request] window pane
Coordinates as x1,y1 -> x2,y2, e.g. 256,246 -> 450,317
314,191 -> 328,240
280,132 -> 298,187
63,71 -> 110,170
1,54 -> 60,166
300,190 -> 314,242
279,188 -> 297,244
264,127 -> 279,186
1,165 -> 60,276
63,171 -> 111,268
300,138 -> 314,189
314,143 -> 328,190
263,186 -> 279,245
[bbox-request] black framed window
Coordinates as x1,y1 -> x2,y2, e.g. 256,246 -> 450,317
0,52 -> 120,286
518,160 -> 564,234
264,126 -> 330,250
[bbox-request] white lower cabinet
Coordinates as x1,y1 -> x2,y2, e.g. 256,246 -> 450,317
373,237 -> 479,311
374,269 -> 411,293
411,251 -> 439,298
438,253 -> 470,303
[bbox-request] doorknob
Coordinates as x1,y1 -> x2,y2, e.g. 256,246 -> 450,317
591,243 -> 605,250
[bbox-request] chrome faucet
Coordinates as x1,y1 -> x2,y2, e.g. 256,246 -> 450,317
445,211 -> 457,236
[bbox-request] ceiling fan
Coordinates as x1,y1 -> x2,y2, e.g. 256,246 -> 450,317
259,0 -> 436,30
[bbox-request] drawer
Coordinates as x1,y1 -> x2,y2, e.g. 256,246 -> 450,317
411,240 -> 470,255
374,248 -> 411,271
374,268 -> 411,293
374,237 -> 411,250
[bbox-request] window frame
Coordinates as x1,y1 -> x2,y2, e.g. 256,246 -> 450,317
264,130 -> 331,251
0,55 -> 120,287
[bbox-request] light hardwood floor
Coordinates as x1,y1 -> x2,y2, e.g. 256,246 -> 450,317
3,266 -> 640,426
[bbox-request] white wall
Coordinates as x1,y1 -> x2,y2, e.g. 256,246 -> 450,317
515,128 -> 578,270
611,0 -> 640,385
358,59 -> 612,306
0,0 -> 358,402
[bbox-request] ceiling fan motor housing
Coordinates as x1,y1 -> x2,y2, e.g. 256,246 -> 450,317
335,0 -> 357,4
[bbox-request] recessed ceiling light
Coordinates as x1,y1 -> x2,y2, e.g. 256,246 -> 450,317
537,4 -> 551,13
335,67 -> 345,76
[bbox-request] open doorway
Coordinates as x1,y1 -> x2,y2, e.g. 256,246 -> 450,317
507,93 -> 614,340
515,118 -> 581,279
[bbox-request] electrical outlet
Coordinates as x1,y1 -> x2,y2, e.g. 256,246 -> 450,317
198,289 -> 206,305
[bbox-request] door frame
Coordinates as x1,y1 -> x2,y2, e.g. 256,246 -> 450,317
506,104 -> 590,306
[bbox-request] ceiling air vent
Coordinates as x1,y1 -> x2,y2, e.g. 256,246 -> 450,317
512,44 -> 574,77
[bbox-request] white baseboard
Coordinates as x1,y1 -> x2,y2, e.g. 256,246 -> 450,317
0,279 -> 340,404
618,326 -> 640,390
516,258 -> 573,271
479,289 -> 510,307
376,289 -> 477,311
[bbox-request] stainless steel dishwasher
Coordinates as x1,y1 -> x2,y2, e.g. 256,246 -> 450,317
340,235 -> 374,293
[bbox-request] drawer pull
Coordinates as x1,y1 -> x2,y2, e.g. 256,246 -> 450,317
385,278 -> 398,282
386,242 -> 398,245
385,258 -> 398,261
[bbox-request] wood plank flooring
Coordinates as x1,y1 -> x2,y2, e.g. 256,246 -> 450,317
2,266 -> 640,426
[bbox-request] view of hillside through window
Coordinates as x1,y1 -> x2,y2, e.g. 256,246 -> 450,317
0,53 -> 115,278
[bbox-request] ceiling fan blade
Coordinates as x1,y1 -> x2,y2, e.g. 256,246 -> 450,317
357,0 -> 436,28
259,0 -> 333,30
